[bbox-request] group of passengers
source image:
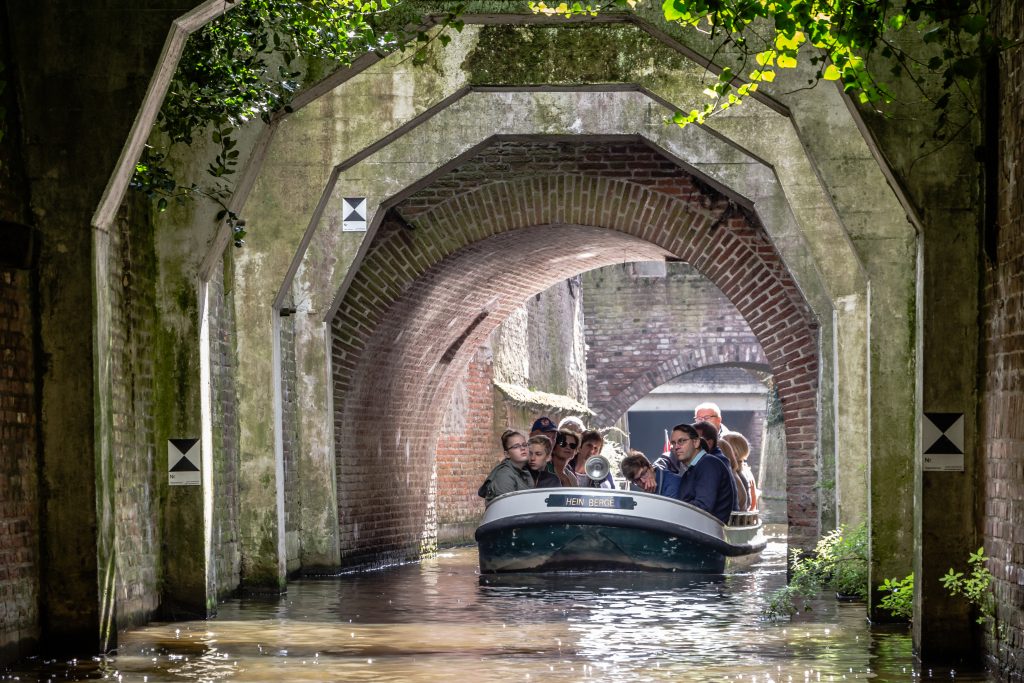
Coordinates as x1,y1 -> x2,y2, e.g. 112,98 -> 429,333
477,402 -> 759,524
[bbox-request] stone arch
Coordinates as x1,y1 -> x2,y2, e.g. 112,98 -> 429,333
331,163 -> 820,561
596,347 -> 770,426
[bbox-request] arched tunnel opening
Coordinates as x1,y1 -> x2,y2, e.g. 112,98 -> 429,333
319,137 -> 820,567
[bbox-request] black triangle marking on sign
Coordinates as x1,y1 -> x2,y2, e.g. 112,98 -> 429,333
345,209 -> 364,222
169,437 -> 199,454
924,434 -> 963,455
170,455 -> 200,472
925,412 -> 961,432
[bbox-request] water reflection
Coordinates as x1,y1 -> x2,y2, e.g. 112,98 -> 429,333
7,533 -> 992,682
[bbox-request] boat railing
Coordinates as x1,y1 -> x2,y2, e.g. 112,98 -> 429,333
727,510 -> 760,527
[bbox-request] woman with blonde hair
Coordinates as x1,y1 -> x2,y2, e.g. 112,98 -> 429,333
721,432 -> 757,511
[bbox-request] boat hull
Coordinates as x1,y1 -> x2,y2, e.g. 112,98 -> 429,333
475,488 -> 765,574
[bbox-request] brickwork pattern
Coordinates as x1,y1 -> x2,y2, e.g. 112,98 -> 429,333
209,256 -> 241,597
0,267 -> 39,655
582,262 -> 768,425
108,203 -> 159,626
331,139 -> 821,558
435,346 -> 502,544
983,1 -> 1024,674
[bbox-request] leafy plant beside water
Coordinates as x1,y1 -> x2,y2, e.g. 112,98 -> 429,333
878,573 -> 914,620
941,546 -> 995,626
761,523 -> 869,621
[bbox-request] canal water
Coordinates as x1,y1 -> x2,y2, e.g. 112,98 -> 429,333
11,530 -> 993,682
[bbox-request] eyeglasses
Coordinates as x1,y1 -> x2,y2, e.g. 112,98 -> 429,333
629,468 -> 651,485
555,434 -> 579,449
695,413 -> 719,421
670,437 -> 697,447
506,443 -> 528,451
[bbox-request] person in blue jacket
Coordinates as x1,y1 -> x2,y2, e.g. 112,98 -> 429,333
620,451 -> 681,498
672,423 -> 736,523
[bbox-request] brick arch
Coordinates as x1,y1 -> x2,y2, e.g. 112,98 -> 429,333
596,346 -> 770,426
332,171 -> 820,559
331,226 -> 670,563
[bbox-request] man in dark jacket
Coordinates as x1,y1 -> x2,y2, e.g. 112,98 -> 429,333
673,423 -> 736,523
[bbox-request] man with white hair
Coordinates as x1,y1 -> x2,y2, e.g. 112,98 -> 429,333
694,401 -> 733,436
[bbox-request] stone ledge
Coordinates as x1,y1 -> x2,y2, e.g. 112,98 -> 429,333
493,381 -> 593,415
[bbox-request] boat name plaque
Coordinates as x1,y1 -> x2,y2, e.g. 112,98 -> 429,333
544,494 -> 637,510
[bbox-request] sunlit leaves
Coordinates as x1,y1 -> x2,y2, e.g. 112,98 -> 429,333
535,0 -> 1001,136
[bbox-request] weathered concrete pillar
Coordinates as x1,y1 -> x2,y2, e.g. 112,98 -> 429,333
914,199 -> 980,657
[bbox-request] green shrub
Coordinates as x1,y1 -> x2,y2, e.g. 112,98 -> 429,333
761,523 -> 869,621
941,547 -> 995,626
879,573 -> 914,619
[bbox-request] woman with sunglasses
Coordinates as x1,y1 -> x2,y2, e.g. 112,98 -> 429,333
550,428 -> 581,487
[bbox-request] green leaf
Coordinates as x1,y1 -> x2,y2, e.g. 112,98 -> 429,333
777,53 -> 797,69
823,64 -> 841,80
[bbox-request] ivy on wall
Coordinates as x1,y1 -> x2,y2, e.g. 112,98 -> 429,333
131,0 -> 1011,241
533,0 -> 1010,135
130,0 -> 464,244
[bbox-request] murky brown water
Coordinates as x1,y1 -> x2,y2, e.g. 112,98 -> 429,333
9,531 -> 993,682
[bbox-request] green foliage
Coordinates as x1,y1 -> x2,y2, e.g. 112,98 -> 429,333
879,573 -> 914,620
131,0 -> 465,236
531,0 -> 1011,135
761,523 -> 869,621
761,548 -> 823,621
941,546 -> 995,625
810,523 -> 869,599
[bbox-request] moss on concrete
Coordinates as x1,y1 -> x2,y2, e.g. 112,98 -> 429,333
463,24 -> 683,85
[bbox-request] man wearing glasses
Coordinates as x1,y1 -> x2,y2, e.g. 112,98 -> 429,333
673,423 -> 735,523
694,402 -> 733,436
621,451 -> 681,498
477,429 -> 534,503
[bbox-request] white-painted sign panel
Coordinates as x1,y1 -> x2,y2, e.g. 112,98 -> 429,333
922,412 -> 964,472
342,197 -> 367,232
168,438 -> 201,485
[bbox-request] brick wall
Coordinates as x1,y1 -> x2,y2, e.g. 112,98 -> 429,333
435,345 -> 501,545
582,261 -> 767,425
331,138 -> 821,558
0,266 -> 39,659
108,200 -> 159,627
209,254 -> 241,598
983,1 -> 1024,674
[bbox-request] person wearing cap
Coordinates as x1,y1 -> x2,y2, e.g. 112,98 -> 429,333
530,416 -> 559,440
672,423 -> 736,523
477,430 -> 534,503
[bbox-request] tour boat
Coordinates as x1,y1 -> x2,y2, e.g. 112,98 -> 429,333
475,487 -> 766,574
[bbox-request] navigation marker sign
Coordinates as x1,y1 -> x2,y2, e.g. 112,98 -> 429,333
342,197 -> 367,232
168,438 -> 201,486
922,412 -> 964,472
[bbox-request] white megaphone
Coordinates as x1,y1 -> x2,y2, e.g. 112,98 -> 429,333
584,455 -> 611,483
